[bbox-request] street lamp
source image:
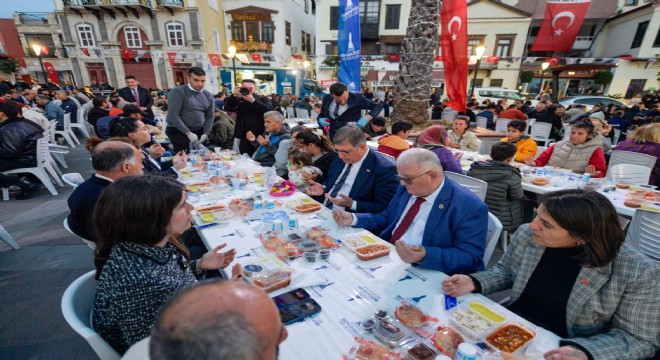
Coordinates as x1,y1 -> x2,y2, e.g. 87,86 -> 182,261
32,44 -> 46,84
539,61 -> 550,96
469,45 -> 486,100
227,45 -> 237,88
302,60 -> 310,79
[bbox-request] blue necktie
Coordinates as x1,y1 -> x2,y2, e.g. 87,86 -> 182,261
325,163 -> 353,209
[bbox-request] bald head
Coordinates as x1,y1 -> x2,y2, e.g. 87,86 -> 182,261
150,281 -> 287,360
91,140 -> 143,177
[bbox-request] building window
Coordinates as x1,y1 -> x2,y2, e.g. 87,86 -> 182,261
285,21 -> 291,46
231,22 -> 245,42
467,37 -> 485,56
654,29 -> 660,47
245,22 -> 260,42
495,36 -> 513,57
384,5 -> 401,30
330,7 -> 339,30
490,79 -> 503,87
306,33 -> 311,54
213,29 -> 220,52
262,22 -> 274,43
302,31 -> 306,51
360,0 -> 380,25
312,0 -> 316,15
631,21 -> 649,48
124,26 -> 142,48
386,44 -> 400,54
76,24 -> 95,47
624,0 -> 637,5
304,0 -> 309,13
166,22 -> 185,47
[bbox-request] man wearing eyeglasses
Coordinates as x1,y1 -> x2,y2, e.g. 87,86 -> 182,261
333,148 -> 488,274
306,125 -> 397,214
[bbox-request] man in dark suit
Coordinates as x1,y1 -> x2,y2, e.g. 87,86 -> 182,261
333,148 -> 488,274
306,125 -> 398,214
319,82 -> 383,139
118,75 -> 154,120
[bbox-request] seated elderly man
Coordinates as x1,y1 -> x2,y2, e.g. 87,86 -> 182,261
333,148 -> 488,274
150,280 -> 288,360
67,140 -> 144,242
307,124 -> 398,214
35,94 -> 64,130
246,110 -> 290,177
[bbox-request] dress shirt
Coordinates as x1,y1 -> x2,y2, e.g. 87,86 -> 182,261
391,179 -> 444,246
94,173 -> 115,183
329,149 -> 370,211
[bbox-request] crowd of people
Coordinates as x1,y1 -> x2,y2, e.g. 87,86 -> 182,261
0,68 -> 659,359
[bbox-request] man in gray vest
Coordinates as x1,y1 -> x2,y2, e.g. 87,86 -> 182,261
165,67 -> 215,153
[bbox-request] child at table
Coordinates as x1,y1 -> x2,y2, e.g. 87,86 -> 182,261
287,148 -> 322,192
377,120 -> 413,159
467,142 -> 524,233
500,120 -> 537,163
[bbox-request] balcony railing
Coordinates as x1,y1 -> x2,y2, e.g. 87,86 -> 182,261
63,0 -> 152,7
156,0 -> 183,6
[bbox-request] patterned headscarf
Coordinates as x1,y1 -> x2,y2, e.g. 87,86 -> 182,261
415,125 -> 449,147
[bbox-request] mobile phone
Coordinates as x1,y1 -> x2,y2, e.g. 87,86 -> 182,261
272,288 -> 310,308
278,299 -> 322,325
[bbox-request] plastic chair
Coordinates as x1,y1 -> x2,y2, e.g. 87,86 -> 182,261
483,213 -> 503,266
444,171 -> 488,201
70,108 -> 91,138
63,217 -> 96,250
61,271 -> 120,360
54,113 -> 78,148
286,107 -> 297,119
46,120 -> 70,169
526,119 -> 535,134
475,138 -> 483,153
376,151 -> 396,165
476,116 -> 488,129
607,164 -> 652,185
608,150 -> 657,171
612,128 -> 621,146
625,208 -> 660,262
2,136 -> 59,195
0,224 -> 20,250
494,119 -> 511,133
562,124 -> 571,141
530,122 -> 554,147
62,173 -> 85,189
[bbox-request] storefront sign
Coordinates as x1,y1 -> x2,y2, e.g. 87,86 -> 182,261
231,13 -> 271,21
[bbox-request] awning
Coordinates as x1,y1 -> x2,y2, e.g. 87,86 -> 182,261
366,70 -> 444,82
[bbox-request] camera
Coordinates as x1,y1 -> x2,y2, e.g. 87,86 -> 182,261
239,87 -> 251,96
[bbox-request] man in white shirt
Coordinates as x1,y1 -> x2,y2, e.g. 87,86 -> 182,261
333,148 -> 488,274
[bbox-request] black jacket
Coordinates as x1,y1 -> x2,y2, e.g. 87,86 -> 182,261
87,106 -> 110,132
118,86 -> 154,119
467,161 -> 524,231
224,94 -> 272,155
0,118 -> 44,164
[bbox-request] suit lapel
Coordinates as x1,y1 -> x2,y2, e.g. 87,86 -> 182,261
565,264 -> 612,335
349,150 -> 374,198
422,178 -> 453,242
510,242 -> 545,300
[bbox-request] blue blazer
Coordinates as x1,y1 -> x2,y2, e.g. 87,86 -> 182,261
319,92 -> 383,138
355,177 -> 488,274
323,150 -> 398,214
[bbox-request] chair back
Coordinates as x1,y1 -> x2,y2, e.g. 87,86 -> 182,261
612,128 -> 621,146
444,171 -> 488,200
476,116 -> 488,129
608,150 -> 657,171
36,136 -> 50,167
475,138 -> 483,153
495,119 -> 511,133
49,120 -> 58,143
562,124 -> 571,141
61,271 -> 120,360
63,113 -> 71,130
286,107 -> 297,119
78,107 -> 87,123
62,173 -> 85,188
625,209 -> 660,263
526,119 -> 536,134
484,212 -> 503,266
530,122 -> 552,142
607,164 -> 652,184
63,217 -> 96,249
376,151 -> 396,165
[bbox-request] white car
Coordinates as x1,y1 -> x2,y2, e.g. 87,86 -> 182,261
472,87 -> 538,107
558,96 -> 628,111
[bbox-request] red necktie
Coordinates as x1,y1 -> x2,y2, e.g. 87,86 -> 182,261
391,197 -> 425,244
132,89 -> 139,103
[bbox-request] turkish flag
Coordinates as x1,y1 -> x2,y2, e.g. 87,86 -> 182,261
42,46 -> 49,55
545,56 -> 560,66
80,48 -> 90,57
440,0 -> 468,112
291,54 -> 303,60
531,0 -> 591,52
167,52 -> 177,65
435,55 -> 443,62
485,56 -> 499,63
208,53 -> 223,66
386,55 -> 400,61
122,49 -> 131,62
43,62 -> 59,84
250,53 -> 262,64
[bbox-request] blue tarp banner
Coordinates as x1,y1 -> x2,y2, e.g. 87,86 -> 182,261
337,0 -> 361,93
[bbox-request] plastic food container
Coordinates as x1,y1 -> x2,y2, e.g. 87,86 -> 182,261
447,300 -> 506,340
355,244 -> 391,261
484,322 -> 535,354
402,340 -> 438,360
341,231 -> 381,252
373,319 -> 413,349
250,270 -> 292,293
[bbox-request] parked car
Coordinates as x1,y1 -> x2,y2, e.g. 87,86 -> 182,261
472,87 -> 538,107
558,96 -> 628,111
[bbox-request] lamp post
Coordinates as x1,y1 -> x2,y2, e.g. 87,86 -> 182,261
32,44 -> 46,84
539,61 -> 550,96
302,60 -> 310,79
469,45 -> 486,100
227,45 -> 237,89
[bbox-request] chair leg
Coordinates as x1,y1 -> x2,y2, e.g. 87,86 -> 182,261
0,225 -> 20,250
79,124 -> 90,138
45,162 -> 64,186
52,153 -> 69,168
32,168 -> 59,195
68,129 -> 81,145
59,131 -> 76,148
500,230 -> 509,252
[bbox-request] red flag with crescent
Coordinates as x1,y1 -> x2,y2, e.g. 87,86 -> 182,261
440,0 -> 468,112
122,49 -> 131,62
531,0 -> 591,52
80,48 -> 90,57
291,54 -> 303,60
167,52 -> 177,65
208,53 -> 223,66
42,46 -> 49,55
250,53 -> 262,64
42,62 -> 59,84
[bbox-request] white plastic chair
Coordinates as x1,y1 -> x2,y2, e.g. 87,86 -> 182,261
625,209 -> 660,262
484,212 -> 503,266
70,108 -> 91,138
54,113 -> 78,148
445,171 -> 488,201
530,122 -> 554,146
63,217 -> 96,250
607,164 -> 652,185
612,128 -> 621,146
2,136 -> 59,195
494,119 -> 511,133
562,124 -> 571,141
608,150 -> 657,171
0,224 -> 20,250
475,138 -> 483,153
476,116 -> 488,129
286,107 -> 297,119
62,173 -> 85,188
377,151 -> 396,165
46,120 -> 70,169
526,119 -> 536,134
61,271 -> 120,360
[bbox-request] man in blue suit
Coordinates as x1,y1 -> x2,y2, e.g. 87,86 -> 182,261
306,125 -> 398,214
333,148 -> 488,274
319,82 -> 383,139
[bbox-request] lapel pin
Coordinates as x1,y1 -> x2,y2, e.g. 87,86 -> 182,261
581,278 -> 588,285
438,204 -> 444,209
366,169 -> 371,173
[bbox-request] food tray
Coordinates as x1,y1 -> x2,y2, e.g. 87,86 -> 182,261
484,322 -> 535,354
341,231 -> 381,252
447,299 -> 506,340
295,202 -> 322,213
193,209 -> 233,226
355,244 -> 390,261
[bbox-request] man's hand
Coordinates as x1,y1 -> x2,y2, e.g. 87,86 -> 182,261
357,116 -> 368,127
246,131 -> 256,142
305,180 -> 325,197
395,240 -> 426,264
325,193 -> 353,208
243,94 -> 255,103
441,274 -> 476,297
332,210 -> 353,226
173,151 -> 187,170
148,143 -> 166,158
186,132 -> 199,143
199,134 -> 208,143
318,118 -> 329,127
139,106 -> 147,111
544,346 -> 589,360
257,134 -> 270,146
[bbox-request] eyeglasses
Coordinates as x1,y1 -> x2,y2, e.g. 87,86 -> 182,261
335,147 -> 355,155
396,170 -> 433,185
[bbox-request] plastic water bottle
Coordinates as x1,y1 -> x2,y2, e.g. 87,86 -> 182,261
535,169 -> 545,176
580,173 -> 591,189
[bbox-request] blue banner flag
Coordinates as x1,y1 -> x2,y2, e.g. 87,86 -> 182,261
338,0 -> 361,93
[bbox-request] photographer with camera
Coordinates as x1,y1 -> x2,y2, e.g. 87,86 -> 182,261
224,79 -> 272,156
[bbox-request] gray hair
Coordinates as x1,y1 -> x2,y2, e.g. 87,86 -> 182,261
91,141 -> 136,171
36,94 -> 50,101
333,124 -> 366,147
396,148 -> 442,171
264,110 -> 284,124
55,90 -> 68,97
